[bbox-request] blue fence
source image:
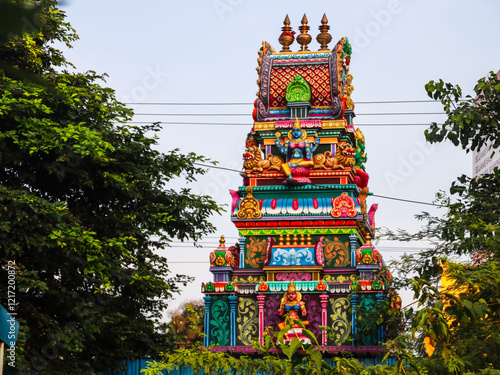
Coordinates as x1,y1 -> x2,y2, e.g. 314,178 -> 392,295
105,357 -> 395,375
105,359 -> 197,375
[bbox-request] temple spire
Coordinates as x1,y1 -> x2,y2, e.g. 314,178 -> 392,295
278,14 -> 295,52
219,235 -> 226,247
297,14 -> 312,52
316,13 -> 332,51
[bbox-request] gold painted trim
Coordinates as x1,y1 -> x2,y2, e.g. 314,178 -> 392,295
322,120 -> 347,129
254,122 -> 276,131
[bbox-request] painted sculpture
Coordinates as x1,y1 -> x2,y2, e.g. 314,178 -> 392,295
274,119 -> 319,183
202,14 -> 395,365
277,281 -> 311,343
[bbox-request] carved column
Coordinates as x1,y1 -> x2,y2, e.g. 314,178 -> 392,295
229,294 -> 238,346
257,294 -> 266,342
376,292 -> 385,345
350,293 -> 358,345
203,295 -> 211,347
349,234 -> 357,266
238,236 -> 246,269
320,293 -> 329,345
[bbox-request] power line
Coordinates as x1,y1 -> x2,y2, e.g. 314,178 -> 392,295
193,162 -> 241,173
165,248 -> 431,254
124,100 -> 441,106
132,112 -> 445,116
192,162 -> 440,207
372,194 -> 441,207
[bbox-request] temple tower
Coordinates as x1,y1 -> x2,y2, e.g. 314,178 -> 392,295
201,15 -> 398,363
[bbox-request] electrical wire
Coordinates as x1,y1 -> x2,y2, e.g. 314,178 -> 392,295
192,162 -> 441,207
193,162 -> 241,173
132,112 -> 445,116
372,194 -> 441,207
124,100 -> 441,106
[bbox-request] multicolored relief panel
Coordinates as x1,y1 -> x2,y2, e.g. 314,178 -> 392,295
270,246 -> 316,266
357,294 -> 379,346
244,237 -> 267,269
235,297 -> 259,346
323,235 -> 351,268
328,296 -> 352,346
208,295 -> 230,346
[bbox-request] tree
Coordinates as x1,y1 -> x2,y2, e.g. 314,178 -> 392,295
425,71 -> 500,155
0,1 -> 221,373
386,71 -> 500,374
163,299 -> 205,350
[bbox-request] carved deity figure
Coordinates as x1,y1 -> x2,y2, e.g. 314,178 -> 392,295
275,118 -> 319,182
277,281 -> 308,329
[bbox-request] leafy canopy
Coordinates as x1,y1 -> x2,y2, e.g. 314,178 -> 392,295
0,1 -> 221,373
386,71 -> 500,374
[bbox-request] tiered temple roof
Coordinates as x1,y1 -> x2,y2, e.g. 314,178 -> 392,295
201,15 -> 399,363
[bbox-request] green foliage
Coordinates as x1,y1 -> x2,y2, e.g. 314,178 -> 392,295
386,72 -> 500,374
0,0 -> 221,373
162,300 -> 205,350
424,71 -> 500,154
143,319 -> 427,375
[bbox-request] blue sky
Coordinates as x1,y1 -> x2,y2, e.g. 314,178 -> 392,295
58,0 -> 500,311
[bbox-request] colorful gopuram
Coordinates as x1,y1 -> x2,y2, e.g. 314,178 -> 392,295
201,14 -> 397,362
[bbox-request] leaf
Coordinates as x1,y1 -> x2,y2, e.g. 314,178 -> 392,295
463,299 -> 474,316
473,302 -> 485,319
287,337 -> 302,359
301,328 -> 320,346
307,347 -> 323,368
281,344 -> 291,359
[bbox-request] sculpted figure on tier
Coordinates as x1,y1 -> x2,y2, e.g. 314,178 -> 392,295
277,281 -> 308,329
275,118 -> 319,183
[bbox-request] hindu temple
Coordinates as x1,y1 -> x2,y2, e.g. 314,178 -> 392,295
201,14 -> 399,363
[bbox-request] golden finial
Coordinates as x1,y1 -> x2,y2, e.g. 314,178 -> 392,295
292,117 -> 301,128
219,235 -> 226,247
316,13 -> 332,51
297,14 -> 312,52
287,280 -> 296,292
278,15 -> 295,53
366,233 -> 372,245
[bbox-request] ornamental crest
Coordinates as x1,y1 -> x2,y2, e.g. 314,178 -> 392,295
331,192 -> 357,218
285,74 -> 311,102
237,186 -> 262,220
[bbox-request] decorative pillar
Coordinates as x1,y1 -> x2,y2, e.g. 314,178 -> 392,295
320,293 -> 329,345
344,109 -> 355,125
376,292 -> 385,345
257,294 -> 266,342
238,236 -> 246,269
349,234 -> 357,266
351,293 -> 358,345
229,294 -> 238,347
203,295 -> 211,347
